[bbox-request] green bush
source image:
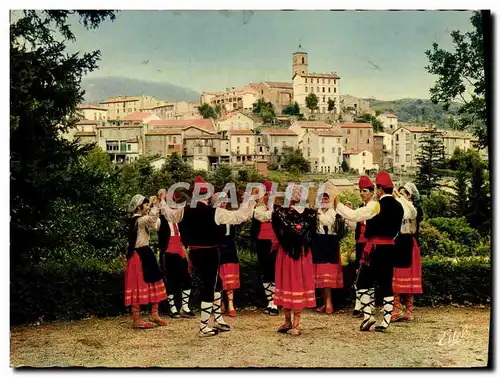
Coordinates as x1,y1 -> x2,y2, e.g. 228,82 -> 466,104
428,217 -> 482,251
419,221 -> 469,258
11,252 -> 490,325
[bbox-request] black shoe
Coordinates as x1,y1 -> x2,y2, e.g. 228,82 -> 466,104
213,322 -> 231,332
268,308 -> 279,316
199,328 -> 219,338
360,318 -> 376,332
374,325 -> 388,333
352,310 -> 362,318
169,312 -> 181,319
180,308 -> 196,318
263,307 -> 271,314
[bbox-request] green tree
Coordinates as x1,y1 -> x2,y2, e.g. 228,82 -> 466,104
415,130 -> 446,195
327,98 -> 336,112
211,164 -> 233,190
163,152 -> 195,184
425,11 -> 488,148
371,118 -> 384,133
282,148 -> 310,174
198,103 -> 217,119
453,160 -> 469,217
341,160 -> 349,172
283,101 -> 301,116
10,10 -> 116,265
305,93 -> 319,115
252,99 -> 276,124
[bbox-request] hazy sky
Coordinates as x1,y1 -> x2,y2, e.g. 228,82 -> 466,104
63,10 -> 474,100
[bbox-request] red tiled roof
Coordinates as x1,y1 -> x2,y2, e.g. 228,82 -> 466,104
262,129 -> 297,136
100,96 -> 139,104
297,73 -> 340,79
398,126 -> 435,133
316,130 -> 343,137
228,130 -> 255,136
126,138 -> 139,143
263,81 -> 293,89
124,112 -> 155,121
293,121 -> 332,129
339,122 -> 373,129
149,119 -> 215,132
219,111 -> 247,121
146,130 -> 183,136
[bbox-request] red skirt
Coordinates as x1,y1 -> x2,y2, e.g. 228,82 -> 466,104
314,263 -> 344,289
124,252 -> 167,307
274,246 -> 316,310
219,263 -> 240,290
393,237 -> 423,294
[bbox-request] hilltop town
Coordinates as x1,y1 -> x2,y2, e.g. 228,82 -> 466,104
67,45 -> 484,176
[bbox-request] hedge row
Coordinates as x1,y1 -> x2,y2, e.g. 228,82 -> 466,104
10,254 -> 491,326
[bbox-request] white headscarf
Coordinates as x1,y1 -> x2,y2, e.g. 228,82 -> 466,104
403,182 -> 420,202
128,194 -> 146,214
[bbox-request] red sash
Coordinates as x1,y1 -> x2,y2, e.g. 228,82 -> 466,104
360,237 -> 395,267
258,222 -> 277,242
357,222 -> 367,244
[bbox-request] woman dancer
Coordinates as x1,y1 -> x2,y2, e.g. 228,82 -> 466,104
272,185 -> 317,335
157,189 -> 195,318
214,192 -> 240,317
124,194 -> 182,329
312,192 -> 344,314
392,183 -> 423,321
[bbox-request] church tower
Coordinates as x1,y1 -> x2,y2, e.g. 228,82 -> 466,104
292,42 -> 308,77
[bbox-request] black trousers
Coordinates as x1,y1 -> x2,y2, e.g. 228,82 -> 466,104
355,242 -> 365,268
189,247 -> 222,302
161,252 -> 191,296
356,244 -> 395,298
255,239 -> 276,283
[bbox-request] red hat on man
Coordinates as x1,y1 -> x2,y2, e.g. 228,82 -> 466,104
358,175 -> 375,189
263,180 -> 273,193
194,175 -> 209,195
375,171 -> 394,189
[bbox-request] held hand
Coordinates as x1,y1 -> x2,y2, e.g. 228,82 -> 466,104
345,201 -> 352,209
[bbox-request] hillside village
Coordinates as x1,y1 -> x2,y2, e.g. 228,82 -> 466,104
67,45 -> 485,176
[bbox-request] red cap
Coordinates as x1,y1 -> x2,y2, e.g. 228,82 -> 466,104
194,175 -> 208,195
263,180 -> 272,193
375,171 -> 394,189
358,175 -> 374,189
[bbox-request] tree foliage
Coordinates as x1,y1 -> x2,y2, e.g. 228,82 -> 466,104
327,98 -> 336,112
252,99 -> 276,123
305,93 -> 319,114
282,101 -> 301,116
425,11 -> 488,148
415,130 -> 446,195
282,148 -> 310,174
198,103 -> 218,119
10,10 -> 116,266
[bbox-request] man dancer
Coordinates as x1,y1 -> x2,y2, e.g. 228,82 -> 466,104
335,172 -> 403,332
345,176 -> 376,318
178,176 -> 256,337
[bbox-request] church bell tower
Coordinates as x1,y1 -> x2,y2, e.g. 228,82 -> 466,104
292,42 -> 308,78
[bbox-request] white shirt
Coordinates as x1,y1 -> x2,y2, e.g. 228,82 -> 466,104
336,199 -> 379,223
316,208 -> 337,235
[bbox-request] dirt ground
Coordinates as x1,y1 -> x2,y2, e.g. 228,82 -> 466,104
11,306 -> 490,368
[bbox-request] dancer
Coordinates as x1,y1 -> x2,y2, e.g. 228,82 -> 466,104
215,192 -> 241,317
391,183 -> 423,322
335,172 -> 404,332
312,192 -> 343,314
178,176 -> 256,337
349,176 -> 376,318
272,185 -> 317,335
124,194 -> 181,329
157,189 -> 195,319
251,180 -> 279,315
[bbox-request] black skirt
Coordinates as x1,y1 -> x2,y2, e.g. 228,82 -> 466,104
311,234 -> 340,264
393,234 -> 413,268
135,246 -> 163,283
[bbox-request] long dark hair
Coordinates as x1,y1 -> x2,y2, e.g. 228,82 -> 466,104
126,197 -> 150,259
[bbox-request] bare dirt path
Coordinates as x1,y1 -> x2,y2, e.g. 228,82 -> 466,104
10,307 -> 490,368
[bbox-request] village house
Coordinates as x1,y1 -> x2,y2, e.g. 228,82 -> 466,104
182,127 -> 230,170
228,130 -> 269,166
343,150 -> 378,174
376,113 -> 399,132
301,129 -> 344,173
71,119 -> 99,144
200,85 -> 260,113
439,130 -> 474,158
392,125 -> 436,172
148,119 -> 216,133
99,95 -> 159,121
339,122 -> 374,154
96,124 -> 145,163
145,129 -> 183,157
262,128 -> 299,165
289,120 -> 334,140
248,81 -> 294,115
339,95 -> 372,116
216,111 -> 255,132
77,104 -> 108,122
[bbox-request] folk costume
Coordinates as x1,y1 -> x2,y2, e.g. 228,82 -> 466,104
158,193 -> 194,319
392,182 -> 423,322
177,177 -> 256,337
312,196 -> 343,314
348,176 -> 376,318
272,191 -> 317,336
125,194 -> 181,329
336,172 -> 404,332
251,180 -> 280,316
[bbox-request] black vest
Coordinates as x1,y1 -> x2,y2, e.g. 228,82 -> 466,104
219,224 -> 236,239
158,214 -> 170,252
364,196 -> 404,240
178,202 -> 225,247
354,203 -> 365,241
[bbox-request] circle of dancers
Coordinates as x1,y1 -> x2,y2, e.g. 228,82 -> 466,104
124,172 -> 423,337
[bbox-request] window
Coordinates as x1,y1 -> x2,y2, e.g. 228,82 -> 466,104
334,79 -> 337,85
406,143 -> 411,151
406,155 -> 411,163
347,129 -> 351,134
328,87 -> 331,93
128,144 -> 131,151
259,146 -> 263,152
323,96 -> 326,103
94,113 -> 97,120
406,133 -> 410,141
321,137 -> 325,144
258,137 -> 261,142
338,148 -> 342,156
237,137 -> 240,143
117,109 -> 120,114
321,147 -> 325,153
360,130 -> 363,136
305,87 -> 308,92
328,79 -> 331,84
362,152 -> 366,156
332,147 -> 335,153
396,155 -> 400,163
173,136 -> 177,143
99,130 -> 103,137
322,87 -> 325,93
396,134 -> 399,141
317,79 -> 319,84
305,78 -> 308,83
128,108 -> 132,112
245,137 -> 249,143
322,156 -> 325,163
345,138 -> 348,144
308,138 -> 311,144
246,146 -> 250,154
367,139 -> 370,144
334,88 -> 337,93
414,134 -> 417,140
213,148 -> 216,153
302,57 -> 305,64
198,146 -> 202,153
322,79 -> 325,84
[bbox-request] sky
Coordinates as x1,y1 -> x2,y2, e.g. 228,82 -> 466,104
60,10 -> 474,100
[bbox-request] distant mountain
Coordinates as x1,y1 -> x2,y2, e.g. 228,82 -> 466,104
365,98 -> 461,128
81,76 -> 201,104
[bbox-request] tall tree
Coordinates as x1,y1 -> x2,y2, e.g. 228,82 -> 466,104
425,11 -> 488,149
198,103 -> 217,119
415,130 -> 446,195
10,10 -> 116,265
327,98 -> 336,112
283,101 -> 301,116
305,93 -> 319,116
282,148 -> 310,174
252,99 -> 276,123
